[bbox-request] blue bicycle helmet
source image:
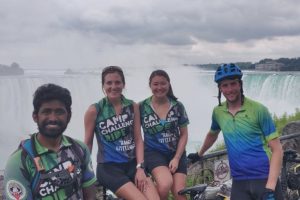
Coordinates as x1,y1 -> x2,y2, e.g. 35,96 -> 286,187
214,63 -> 243,83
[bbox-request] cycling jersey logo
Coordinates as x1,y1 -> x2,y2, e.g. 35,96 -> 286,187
98,114 -> 134,142
158,132 -> 177,144
143,111 -> 177,135
6,180 -> 26,200
38,160 -> 80,197
116,138 -> 135,152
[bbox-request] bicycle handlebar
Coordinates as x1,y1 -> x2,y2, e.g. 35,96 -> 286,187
280,132 -> 300,141
189,132 -> 300,163
178,184 -> 207,195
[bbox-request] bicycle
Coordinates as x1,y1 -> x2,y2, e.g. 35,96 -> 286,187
179,162 -> 231,200
95,182 -> 123,200
181,149 -> 300,200
181,132 -> 300,200
181,150 -> 300,200
178,180 -> 231,200
178,183 -> 207,200
281,149 -> 300,200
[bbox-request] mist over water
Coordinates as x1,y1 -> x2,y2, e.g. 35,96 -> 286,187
1,66 -> 299,169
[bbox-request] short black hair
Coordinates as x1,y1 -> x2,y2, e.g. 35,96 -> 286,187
33,83 -> 72,114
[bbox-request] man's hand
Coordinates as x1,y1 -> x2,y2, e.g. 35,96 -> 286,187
261,188 -> 275,200
187,152 -> 202,164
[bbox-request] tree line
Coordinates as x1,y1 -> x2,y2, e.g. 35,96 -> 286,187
186,57 -> 300,71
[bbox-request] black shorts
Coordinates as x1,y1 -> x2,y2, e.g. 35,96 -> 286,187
231,179 -> 284,200
96,159 -> 137,193
145,150 -> 187,174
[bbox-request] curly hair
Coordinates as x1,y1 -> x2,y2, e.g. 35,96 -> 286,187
33,83 -> 72,114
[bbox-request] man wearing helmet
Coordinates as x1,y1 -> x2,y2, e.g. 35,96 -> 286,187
188,64 -> 284,200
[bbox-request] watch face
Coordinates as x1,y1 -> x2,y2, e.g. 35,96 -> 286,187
137,162 -> 145,169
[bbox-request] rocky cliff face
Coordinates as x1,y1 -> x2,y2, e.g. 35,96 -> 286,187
281,121 -> 300,153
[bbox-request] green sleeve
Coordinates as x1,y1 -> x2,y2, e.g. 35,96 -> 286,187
75,140 -> 97,188
4,150 -> 33,200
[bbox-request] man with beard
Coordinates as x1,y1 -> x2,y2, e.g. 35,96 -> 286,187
4,83 -> 96,200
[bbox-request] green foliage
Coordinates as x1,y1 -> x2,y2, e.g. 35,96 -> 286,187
209,141 -> 226,153
235,62 -> 255,70
273,108 -> 300,135
189,169 -> 214,185
167,170 -> 214,200
168,192 -> 174,200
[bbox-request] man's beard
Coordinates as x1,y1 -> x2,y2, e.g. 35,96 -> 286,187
38,121 -> 68,139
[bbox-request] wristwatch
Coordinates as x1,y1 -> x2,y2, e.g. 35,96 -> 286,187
136,162 -> 145,169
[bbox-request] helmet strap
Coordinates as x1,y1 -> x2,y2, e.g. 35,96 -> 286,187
240,80 -> 245,105
218,89 -> 222,106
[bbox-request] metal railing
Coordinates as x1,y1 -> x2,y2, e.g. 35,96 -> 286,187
200,132 -> 300,161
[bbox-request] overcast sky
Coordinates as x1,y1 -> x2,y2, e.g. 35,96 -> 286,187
1,0 -> 300,69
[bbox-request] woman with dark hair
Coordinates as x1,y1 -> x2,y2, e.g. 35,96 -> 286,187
84,66 -> 159,200
140,70 -> 189,200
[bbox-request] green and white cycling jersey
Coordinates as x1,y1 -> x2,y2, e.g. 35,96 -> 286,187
4,134 -> 96,200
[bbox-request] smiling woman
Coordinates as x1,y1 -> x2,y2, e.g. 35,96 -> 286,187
84,66 -> 160,200
140,69 -> 190,200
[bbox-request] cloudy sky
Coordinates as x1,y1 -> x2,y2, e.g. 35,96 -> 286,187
1,0 -> 300,69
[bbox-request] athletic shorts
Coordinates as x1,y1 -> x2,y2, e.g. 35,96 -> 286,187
231,179 -> 284,200
97,159 -> 138,193
145,150 -> 187,174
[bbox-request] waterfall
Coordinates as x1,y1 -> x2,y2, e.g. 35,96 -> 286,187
243,72 -> 300,114
0,67 -> 299,168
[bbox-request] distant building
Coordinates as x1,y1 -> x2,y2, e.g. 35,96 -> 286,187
255,61 -> 284,71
